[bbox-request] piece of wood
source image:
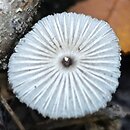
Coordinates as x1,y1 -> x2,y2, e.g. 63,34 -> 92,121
0,0 -> 41,70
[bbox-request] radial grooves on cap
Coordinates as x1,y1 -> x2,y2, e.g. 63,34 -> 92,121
8,12 -> 121,119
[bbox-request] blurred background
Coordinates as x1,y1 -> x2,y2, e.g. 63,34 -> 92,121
0,0 -> 130,130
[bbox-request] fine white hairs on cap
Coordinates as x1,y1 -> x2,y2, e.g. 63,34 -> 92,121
8,12 -> 121,119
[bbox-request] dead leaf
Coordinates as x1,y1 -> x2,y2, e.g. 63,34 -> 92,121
68,0 -> 130,53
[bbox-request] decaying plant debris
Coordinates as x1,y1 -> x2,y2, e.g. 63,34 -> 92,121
0,0 -> 130,130
0,0 -> 40,70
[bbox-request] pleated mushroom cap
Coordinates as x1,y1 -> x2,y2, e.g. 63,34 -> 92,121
8,12 -> 121,119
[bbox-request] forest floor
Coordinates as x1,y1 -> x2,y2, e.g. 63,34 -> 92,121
0,0 -> 130,130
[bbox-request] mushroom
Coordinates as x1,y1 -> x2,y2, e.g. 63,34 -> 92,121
8,12 -> 121,119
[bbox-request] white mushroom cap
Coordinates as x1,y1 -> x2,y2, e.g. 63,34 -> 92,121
8,12 -> 121,119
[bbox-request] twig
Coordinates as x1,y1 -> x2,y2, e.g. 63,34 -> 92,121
32,115 -> 117,130
30,103 -> 126,130
0,95 -> 25,130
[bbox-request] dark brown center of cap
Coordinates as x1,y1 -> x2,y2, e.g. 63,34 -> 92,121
62,56 -> 73,68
